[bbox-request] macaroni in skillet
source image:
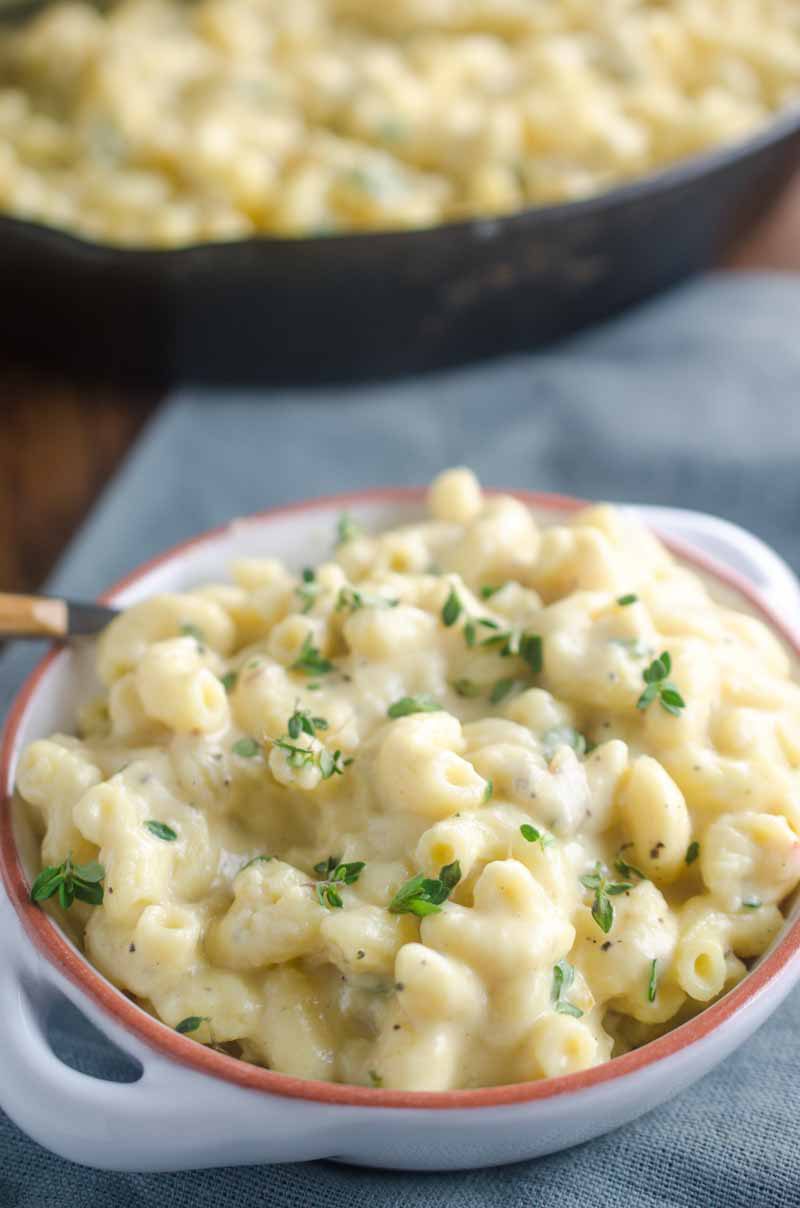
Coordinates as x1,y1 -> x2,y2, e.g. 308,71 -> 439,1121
1,0 -> 799,246
18,469 -> 800,1089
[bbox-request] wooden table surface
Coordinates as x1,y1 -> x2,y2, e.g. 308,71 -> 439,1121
3,171 -> 800,597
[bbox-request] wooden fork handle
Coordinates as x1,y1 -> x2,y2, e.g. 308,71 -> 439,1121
0,594 -> 68,639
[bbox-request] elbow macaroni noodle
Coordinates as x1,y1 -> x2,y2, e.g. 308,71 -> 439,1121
17,468 -> 800,1090
0,1 -> 799,246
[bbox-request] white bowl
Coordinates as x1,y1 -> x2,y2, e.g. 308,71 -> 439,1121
1,489 -> 799,1173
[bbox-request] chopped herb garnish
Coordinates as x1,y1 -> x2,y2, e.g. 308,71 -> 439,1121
743,897 -> 762,910
296,568 -> 320,614
313,856 -> 365,909
176,1016 -> 209,1035
451,678 -> 482,698
552,959 -> 583,1018
336,512 -> 363,545
180,622 -> 205,642
617,594 -> 638,606
685,841 -> 700,865
272,736 -> 347,780
30,853 -> 105,910
220,670 -> 238,693
335,586 -> 398,613
519,633 -> 543,673
319,748 -> 349,779
480,627 -> 543,672
647,958 -> 658,1003
387,695 -> 442,719
464,620 -> 477,647
144,820 -> 177,842
291,634 -> 333,677
636,651 -> 686,716
579,863 -> 633,934
287,706 -> 328,740
441,587 -> 463,627
241,855 -> 272,871
614,847 -> 647,882
520,823 -> 555,852
490,678 -> 517,704
542,726 -> 587,761
368,1069 -> 383,1087
479,585 -> 504,599
388,861 -> 461,917
483,778 -> 494,803
232,736 -> 261,758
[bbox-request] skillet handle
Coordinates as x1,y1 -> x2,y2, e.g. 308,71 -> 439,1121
635,505 -> 800,639
0,897 -> 353,1172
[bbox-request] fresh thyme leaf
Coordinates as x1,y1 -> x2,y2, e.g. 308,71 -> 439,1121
490,678 -> 516,704
743,897 -> 762,910
659,687 -> 686,717
387,695 -> 442,718
685,841 -> 700,865
441,587 -> 462,627
520,823 -> 555,851
483,778 -> 494,803
480,631 -> 511,650
232,736 -> 261,758
336,586 -> 398,613
616,594 -> 638,606
30,853 -> 105,910
272,736 -> 346,779
287,706 -> 328,740
296,568 -> 320,614
144,820 -> 178,842
614,849 -> 647,882
180,623 -> 205,642
336,513 -> 363,545
647,958 -> 658,1003
388,861 -> 461,916
580,863 -> 632,934
319,748 -> 347,779
479,585 -> 503,599
637,651 -> 685,715
313,857 -> 365,908
592,892 -> 614,934
464,620 -> 477,647
552,959 -> 574,1003
175,1016 -> 209,1035
241,855 -> 272,871
556,1001 -> 584,1018
220,670 -> 238,693
291,635 -> 333,677
451,678 -> 482,698
552,959 -> 583,1017
519,632 -> 543,674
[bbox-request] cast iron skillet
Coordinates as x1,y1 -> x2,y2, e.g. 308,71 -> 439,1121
2,98 -> 799,384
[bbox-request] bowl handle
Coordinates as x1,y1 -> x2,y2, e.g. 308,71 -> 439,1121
636,505 -> 800,637
0,899 -> 356,1171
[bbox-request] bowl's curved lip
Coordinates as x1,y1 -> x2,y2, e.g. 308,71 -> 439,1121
1,102 -> 799,260
2,486 -> 799,1111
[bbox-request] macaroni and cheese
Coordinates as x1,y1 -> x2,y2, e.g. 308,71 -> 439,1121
1,1 -> 799,246
18,469 -> 800,1090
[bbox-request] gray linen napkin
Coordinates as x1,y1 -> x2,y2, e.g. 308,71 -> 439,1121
2,273 -> 800,1207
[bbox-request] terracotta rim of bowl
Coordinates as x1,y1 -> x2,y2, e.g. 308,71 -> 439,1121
2,487 -> 799,1109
